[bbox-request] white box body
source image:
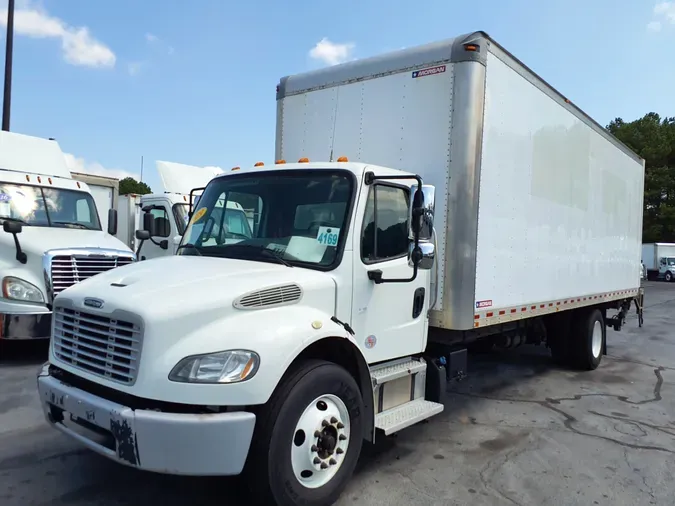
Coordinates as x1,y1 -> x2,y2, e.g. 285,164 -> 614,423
277,31 -> 645,330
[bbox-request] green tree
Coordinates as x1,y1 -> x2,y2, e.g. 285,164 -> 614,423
119,177 -> 152,195
607,113 -> 675,242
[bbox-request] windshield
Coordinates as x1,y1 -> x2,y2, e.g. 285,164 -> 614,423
667,258 -> 675,266
0,183 -> 101,230
179,170 -> 354,269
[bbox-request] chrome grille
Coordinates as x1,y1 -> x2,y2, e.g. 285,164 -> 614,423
234,283 -> 303,309
52,307 -> 142,385
50,255 -> 134,296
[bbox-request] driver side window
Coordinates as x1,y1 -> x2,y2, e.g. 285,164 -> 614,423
361,184 -> 410,264
149,207 -> 171,237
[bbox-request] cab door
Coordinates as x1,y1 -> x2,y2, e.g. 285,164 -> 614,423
350,180 -> 430,364
139,198 -> 173,260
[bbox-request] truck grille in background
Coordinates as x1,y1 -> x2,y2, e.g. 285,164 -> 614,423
50,255 -> 134,296
52,307 -> 142,385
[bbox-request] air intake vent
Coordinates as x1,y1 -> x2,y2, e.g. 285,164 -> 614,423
234,284 -> 303,309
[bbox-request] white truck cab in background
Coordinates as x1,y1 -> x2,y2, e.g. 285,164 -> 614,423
115,160 -> 244,260
37,31 -> 645,506
642,242 -> 675,281
0,131 -> 135,341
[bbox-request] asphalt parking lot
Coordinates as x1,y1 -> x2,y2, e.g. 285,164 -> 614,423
1,281 -> 673,506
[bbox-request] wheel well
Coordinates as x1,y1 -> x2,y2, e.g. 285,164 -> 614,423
293,337 -> 375,442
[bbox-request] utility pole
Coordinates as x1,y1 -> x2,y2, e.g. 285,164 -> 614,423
2,0 -> 15,131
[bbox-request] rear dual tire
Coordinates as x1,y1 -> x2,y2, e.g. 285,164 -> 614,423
549,308 -> 605,371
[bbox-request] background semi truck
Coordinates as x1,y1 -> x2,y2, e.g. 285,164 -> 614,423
642,242 -> 675,281
0,131 -> 135,341
37,31 -> 644,506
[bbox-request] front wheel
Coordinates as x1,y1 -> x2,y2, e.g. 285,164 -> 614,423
665,271 -> 673,282
245,360 -> 364,506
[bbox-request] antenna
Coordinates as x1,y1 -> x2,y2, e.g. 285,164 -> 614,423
328,87 -> 340,162
140,155 -> 144,182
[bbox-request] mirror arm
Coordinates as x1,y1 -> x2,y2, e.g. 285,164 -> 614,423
10,232 -> 27,264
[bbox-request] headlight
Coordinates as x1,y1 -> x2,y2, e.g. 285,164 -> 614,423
2,277 -> 44,303
168,350 -> 260,384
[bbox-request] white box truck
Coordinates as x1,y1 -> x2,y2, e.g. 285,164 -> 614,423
36,31 -> 645,505
70,172 -> 120,233
0,131 -> 135,341
642,242 -> 675,281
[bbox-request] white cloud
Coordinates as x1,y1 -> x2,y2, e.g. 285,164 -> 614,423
309,38 -> 354,66
649,1 -> 675,30
64,153 -> 139,181
0,3 -> 115,68
145,32 -> 158,43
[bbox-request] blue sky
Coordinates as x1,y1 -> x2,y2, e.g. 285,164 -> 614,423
0,0 -> 673,193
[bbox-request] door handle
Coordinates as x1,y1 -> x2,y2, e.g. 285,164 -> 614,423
412,287 -> 425,318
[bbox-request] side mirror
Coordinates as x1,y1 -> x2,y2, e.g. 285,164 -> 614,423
408,242 -> 435,270
135,230 -> 150,241
159,239 -> 169,250
408,184 -> 435,242
3,220 -> 22,234
107,209 -> 118,235
142,212 -> 156,236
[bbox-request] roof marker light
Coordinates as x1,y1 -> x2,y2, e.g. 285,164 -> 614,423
337,156 -> 348,162
254,162 -> 264,167
276,159 -> 286,164
231,166 -> 241,171
298,157 -> 309,163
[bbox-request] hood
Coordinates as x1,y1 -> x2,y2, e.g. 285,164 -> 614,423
56,255 -> 337,320
0,227 -> 133,295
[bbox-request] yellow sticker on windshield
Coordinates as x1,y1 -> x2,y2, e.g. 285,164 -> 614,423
190,207 -> 207,225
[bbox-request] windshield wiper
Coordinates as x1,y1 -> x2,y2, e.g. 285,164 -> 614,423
51,221 -> 92,229
259,247 -> 292,267
222,243 -> 292,267
176,243 -> 202,256
0,217 -> 28,225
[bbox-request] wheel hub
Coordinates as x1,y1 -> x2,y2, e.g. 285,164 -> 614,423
291,394 -> 351,489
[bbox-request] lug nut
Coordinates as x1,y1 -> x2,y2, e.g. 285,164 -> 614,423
329,458 -> 337,465
314,430 -> 321,438
330,416 -> 338,424
339,434 -> 347,441
336,447 -> 344,454
313,457 -> 321,465
320,462 -> 328,469
337,422 -> 345,429
322,420 -> 329,427
311,445 -> 318,452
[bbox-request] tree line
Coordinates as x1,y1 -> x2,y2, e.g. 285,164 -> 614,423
608,113 -> 675,243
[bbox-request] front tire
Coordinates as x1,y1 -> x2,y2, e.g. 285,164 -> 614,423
245,360 -> 364,506
665,271 -> 673,282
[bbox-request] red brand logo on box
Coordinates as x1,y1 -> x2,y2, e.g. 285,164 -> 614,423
412,65 -> 446,79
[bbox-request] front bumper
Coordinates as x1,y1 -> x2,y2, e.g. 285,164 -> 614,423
0,311 -> 51,340
36,363 -> 256,476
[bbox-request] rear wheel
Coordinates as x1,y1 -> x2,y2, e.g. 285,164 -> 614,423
570,309 -> 605,370
245,360 -> 364,506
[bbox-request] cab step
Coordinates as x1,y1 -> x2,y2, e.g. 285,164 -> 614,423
375,398 -> 444,435
369,357 -> 444,436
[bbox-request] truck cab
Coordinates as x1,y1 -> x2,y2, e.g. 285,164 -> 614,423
0,131 -> 135,341
116,160 -> 228,260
